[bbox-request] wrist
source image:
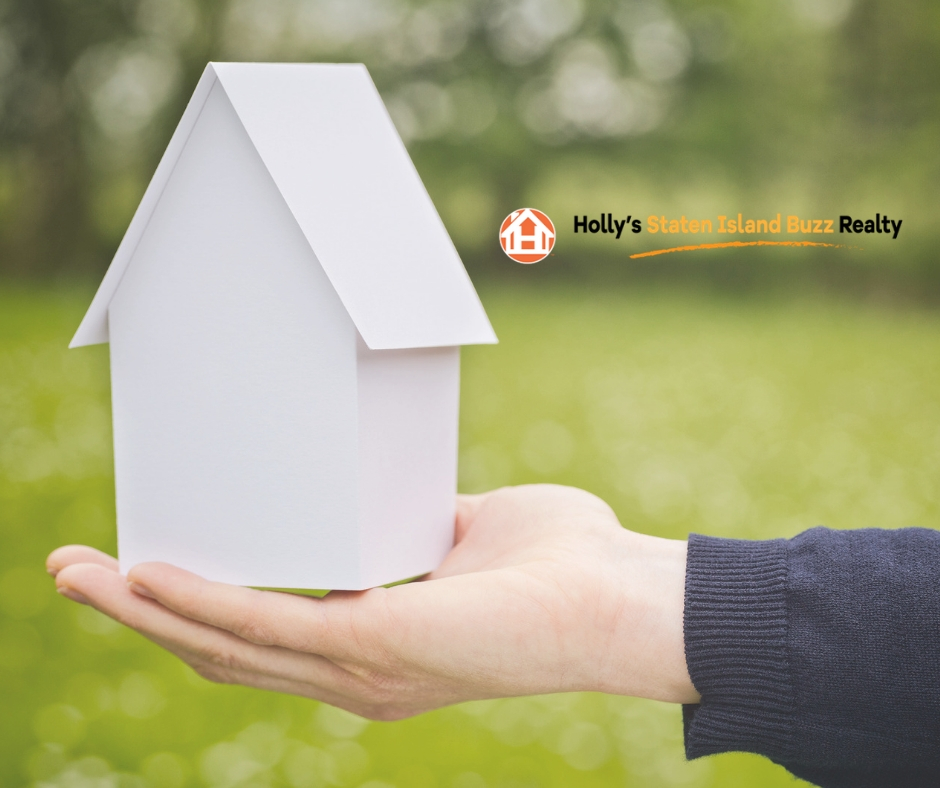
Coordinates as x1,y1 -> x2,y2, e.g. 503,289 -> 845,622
594,529 -> 699,704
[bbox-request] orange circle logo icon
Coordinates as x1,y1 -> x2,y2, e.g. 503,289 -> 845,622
499,208 -> 555,263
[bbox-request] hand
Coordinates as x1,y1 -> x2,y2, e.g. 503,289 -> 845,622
48,484 -> 698,719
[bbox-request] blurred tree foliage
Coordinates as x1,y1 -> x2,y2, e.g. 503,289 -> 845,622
0,0 -> 937,288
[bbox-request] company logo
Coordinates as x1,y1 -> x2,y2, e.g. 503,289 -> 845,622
570,210 -> 902,259
499,208 -> 555,263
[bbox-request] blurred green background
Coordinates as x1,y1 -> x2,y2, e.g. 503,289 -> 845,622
2,1 -> 939,787
0,0 -> 938,291
6,286 -> 940,787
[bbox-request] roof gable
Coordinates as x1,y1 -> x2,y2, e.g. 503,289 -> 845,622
71,62 -> 496,350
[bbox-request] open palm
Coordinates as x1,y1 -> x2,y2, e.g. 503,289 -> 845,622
49,484 -> 695,719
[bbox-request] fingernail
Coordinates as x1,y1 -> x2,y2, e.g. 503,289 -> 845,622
57,586 -> 89,605
128,581 -> 155,599
47,566 -> 59,578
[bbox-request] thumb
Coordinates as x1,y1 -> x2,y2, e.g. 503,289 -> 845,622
455,493 -> 491,543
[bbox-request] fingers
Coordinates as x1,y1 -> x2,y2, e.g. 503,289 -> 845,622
54,563 -> 355,696
144,622 -> 377,714
125,562 -> 391,660
47,545 -> 119,576
56,562 -> 247,654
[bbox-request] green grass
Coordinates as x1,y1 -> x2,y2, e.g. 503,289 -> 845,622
3,282 -> 939,788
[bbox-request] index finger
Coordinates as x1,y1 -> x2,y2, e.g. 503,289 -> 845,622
47,545 -> 119,576
126,562 -> 393,659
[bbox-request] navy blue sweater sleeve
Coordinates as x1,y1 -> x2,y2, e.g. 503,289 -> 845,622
682,527 -> 940,788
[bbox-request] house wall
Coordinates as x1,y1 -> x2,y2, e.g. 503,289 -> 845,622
356,339 -> 460,588
108,80 -> 361,589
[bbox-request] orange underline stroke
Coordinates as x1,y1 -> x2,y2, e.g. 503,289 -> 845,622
629,240 -> 862,259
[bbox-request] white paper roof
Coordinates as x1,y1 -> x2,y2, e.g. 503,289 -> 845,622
71,62 -> 496,350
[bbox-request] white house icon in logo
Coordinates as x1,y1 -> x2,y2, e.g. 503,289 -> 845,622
499,208 -> 555,263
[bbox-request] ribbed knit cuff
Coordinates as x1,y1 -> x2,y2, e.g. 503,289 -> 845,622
683,534 -> 795,762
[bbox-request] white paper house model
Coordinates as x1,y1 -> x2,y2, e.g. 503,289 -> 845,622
71,63 -> 497,591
